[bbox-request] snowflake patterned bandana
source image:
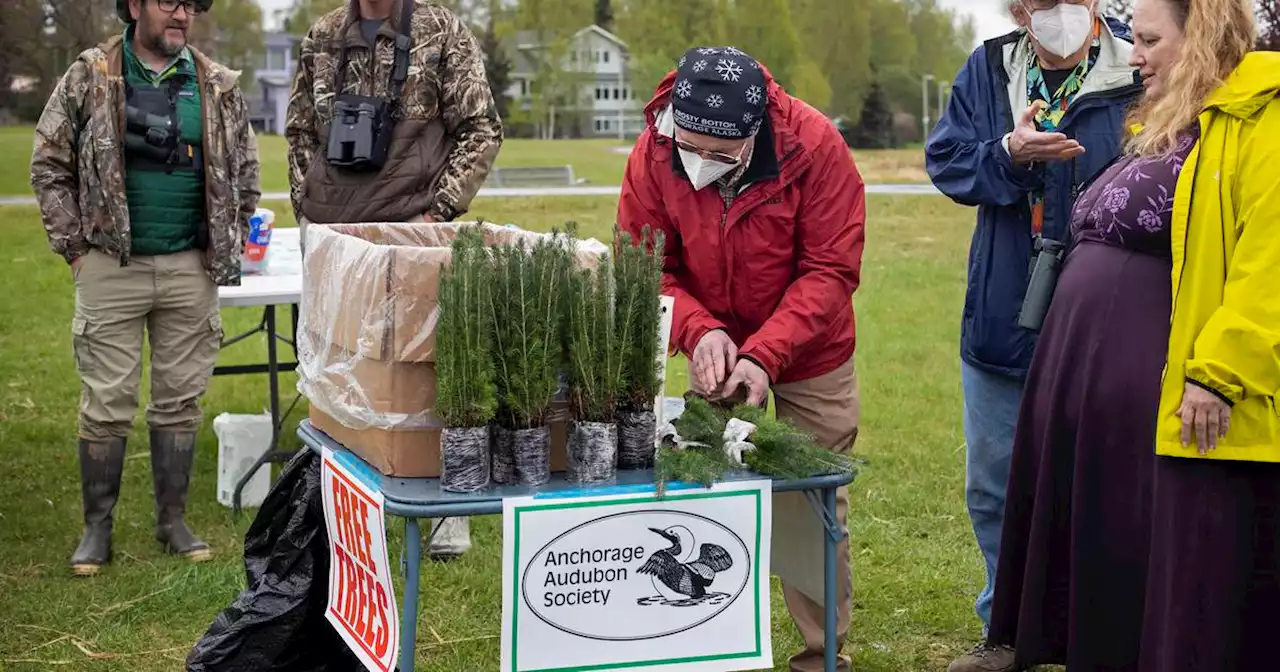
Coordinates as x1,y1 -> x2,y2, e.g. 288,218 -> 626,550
671,46 -> 767,139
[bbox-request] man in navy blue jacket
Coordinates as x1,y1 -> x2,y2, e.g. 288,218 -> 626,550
926,3 -> 1141,670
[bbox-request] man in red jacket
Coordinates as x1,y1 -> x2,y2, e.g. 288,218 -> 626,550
618,46 -> 866,671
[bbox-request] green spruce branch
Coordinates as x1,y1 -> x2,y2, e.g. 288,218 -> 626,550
655,397 -> 857,490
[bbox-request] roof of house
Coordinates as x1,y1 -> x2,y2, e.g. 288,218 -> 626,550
505,24 -> 627,76
575,25 -> 627,48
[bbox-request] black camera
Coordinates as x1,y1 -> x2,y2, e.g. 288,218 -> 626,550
1017,236 -> 1067,332
325,94 -> 394,171
124,104 -> 178,163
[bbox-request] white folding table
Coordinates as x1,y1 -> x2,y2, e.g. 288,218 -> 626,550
215,227 -> 303,512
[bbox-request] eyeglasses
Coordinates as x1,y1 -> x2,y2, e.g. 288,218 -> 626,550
1026,0 -> 1092,9
674,139 -> 744,165
154,0 -> 205,15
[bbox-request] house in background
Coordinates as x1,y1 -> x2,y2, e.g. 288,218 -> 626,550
505,25 -> 643,139
248,31 -> 301,136
243,25 -> 643,139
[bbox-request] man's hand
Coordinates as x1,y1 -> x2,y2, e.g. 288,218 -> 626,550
719,358 -> 769,407
691,330 -> 737,396
1007,101 -> 1086,166
1176,382 -> 1232,455
70,255 -> 85,276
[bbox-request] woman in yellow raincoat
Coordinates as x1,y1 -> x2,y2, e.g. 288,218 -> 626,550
984,0 -> 1280,670
1138,0 -> 1280,667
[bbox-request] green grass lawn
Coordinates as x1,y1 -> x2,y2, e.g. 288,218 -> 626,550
0,191 -> 993,671
0,125 -> 929,197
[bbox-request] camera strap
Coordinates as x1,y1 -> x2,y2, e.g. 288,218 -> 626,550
333,0 -> 415,108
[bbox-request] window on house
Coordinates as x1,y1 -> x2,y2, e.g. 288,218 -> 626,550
613,88 -> 620,100
594,119 -> 602,132
604,51 -> 610,63
267,48 -> 286,72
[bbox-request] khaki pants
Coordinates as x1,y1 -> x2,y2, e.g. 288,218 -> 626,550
72,249 -> 223,441
771,358 -> 859,672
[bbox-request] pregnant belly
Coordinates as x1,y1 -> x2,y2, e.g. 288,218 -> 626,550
1028,241 -> 1175,423
1052,241 -> 1172,328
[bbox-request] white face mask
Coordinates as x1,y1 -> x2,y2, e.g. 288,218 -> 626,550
679,149 -> 740,190
1027,1 -> 1095,59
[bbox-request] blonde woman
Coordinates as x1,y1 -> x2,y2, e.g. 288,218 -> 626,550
979,0 -> 1280,670
1131,0 -> 1280,667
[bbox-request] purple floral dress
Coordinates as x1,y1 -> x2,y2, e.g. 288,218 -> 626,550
1069,130 -> 1199,256
986,130 -> 1201,669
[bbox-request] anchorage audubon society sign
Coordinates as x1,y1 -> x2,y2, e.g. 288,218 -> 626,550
500,480 -> 773,672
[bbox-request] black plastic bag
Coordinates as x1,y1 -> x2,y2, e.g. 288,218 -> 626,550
186,448 -> 364,671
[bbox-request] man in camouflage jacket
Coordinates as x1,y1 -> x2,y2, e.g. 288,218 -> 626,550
286,0 -> 503,561
31,0 -> 260,577
286,0 -> 503,228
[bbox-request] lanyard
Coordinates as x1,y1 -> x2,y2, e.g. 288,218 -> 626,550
1026,20 -> 1102,236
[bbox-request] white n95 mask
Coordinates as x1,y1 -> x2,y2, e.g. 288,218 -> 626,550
1028,1 -> 1094,59
680,150 -> 739,191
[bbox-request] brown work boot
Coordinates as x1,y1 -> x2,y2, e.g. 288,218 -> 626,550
149,430 -> 212,562
948,641 -> 1019,672
70,438 -> 128,577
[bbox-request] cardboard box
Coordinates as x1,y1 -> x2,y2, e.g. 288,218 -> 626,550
309,405 -> 570,478
301,222 -> 608,362
298,222 -> 600,478
310,405 -> 443,477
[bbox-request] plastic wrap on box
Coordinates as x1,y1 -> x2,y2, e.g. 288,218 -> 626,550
297,221 -> 609,435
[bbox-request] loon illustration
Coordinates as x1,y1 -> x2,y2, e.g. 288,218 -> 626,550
637,525 -> 734,600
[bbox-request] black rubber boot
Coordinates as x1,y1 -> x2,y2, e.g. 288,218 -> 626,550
149,430 -> 212,562
70,438 -> 127,577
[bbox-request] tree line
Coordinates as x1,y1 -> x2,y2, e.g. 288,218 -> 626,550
1105,0 -> 1280,48
4,1 -> 1277,141
0,0 -> 976,145
447,0 -> 978,145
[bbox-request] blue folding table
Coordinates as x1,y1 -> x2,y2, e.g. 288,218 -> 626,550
297,419 -> 855,672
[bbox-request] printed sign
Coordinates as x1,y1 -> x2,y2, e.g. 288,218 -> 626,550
320,448 -> 400,672
654,294 -> 676,441
501,480 -> 773,672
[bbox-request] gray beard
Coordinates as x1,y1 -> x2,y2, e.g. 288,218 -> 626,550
144,31 -> 185,58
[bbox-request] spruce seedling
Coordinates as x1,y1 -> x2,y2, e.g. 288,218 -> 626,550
436,224 -> 497,428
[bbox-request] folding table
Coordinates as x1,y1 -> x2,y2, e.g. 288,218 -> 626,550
216,226 -> 304,511
297,417 -> 855,672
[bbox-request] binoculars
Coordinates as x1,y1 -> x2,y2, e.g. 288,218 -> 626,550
326,95 -> 394,172
1017,236 -> 1067,332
